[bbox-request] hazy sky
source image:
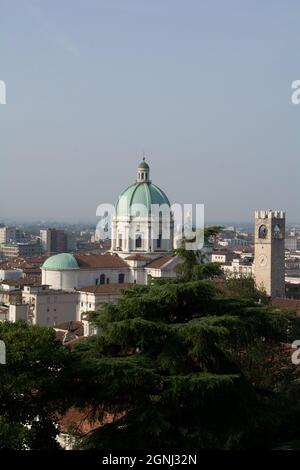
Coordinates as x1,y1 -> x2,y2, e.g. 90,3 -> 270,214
1,0 -> 300,223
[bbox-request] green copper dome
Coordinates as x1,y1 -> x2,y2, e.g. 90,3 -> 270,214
42,253 -> 79,270
115,182 -> 171,217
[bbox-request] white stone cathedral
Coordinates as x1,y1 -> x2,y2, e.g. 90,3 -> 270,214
42,160 -> 181,291
111,158 -> 174,258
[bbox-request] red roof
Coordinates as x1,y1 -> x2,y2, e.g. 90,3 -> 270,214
146,256 -> 173,269
272,298 -> 300,316
0,275 -> 41,287
74,254 -> 129,269
58,407 -> 123,434
77,283 -> 134,294
55,320 -> 84,334
125,254 -> 150,261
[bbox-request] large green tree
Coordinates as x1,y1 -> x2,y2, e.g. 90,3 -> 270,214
70,278 -> 300,449
0,321 -> 71,449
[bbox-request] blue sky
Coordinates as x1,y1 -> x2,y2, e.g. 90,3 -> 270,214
0,0 -> 300,222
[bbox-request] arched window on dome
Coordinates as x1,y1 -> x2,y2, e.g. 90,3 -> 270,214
100,274 -> 105,285
136,235 -> 142,249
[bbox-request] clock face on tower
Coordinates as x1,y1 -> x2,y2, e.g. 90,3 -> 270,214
258,224 -> 268,239
258,254 -> 267,267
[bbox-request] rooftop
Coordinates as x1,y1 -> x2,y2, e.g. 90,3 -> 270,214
146,255 -> 173,269
77,283 -> 134,294
125,254 -> 151,261
75,254 -> 129,269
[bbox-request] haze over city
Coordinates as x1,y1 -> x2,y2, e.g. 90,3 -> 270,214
1,0 -> 300,222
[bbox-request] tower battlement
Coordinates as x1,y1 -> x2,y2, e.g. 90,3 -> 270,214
255,210 -> 285,220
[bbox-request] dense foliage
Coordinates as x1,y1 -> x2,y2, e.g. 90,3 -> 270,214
70,278 -> 300,449
0,322 -> 70,449
1,239 -> 300,449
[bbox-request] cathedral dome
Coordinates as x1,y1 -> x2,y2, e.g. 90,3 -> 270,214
115,181 -> 170,217
111,159 -> 174,257
42,253 -> 79,270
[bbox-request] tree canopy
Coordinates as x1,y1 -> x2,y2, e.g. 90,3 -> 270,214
69,277 -> 300,449
1,248 -> 300,449
0,321 -> 70,449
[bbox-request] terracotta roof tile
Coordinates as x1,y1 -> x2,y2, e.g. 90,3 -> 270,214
74,254 -> 128,269
0,275 -> 41,287
55,320 -> 84,335
272,298 -> 300,316
125,254 -> 150,261
146,256 -> 173,269
77,283 -> 134,294
58,406 -> 123,434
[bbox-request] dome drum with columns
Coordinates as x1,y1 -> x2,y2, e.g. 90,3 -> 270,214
111,159 -> 174,259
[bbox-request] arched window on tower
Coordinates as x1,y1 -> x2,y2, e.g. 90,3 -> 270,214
100,274 -> 105,285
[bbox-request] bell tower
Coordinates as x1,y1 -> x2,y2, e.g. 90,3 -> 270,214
254,210 -> 285,298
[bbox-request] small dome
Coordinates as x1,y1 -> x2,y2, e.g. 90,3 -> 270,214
116,182 -> 170,217
138,160 -> 149,170
42,253 -> 79,270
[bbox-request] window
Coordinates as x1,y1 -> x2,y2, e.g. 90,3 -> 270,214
106,278 -> 110,284
136,235 -> 142,249
157,234 -> 162,249
100,274 -> 105,285
258,224 -> 268,239
89,303 -> 92,309
118,234 -> 123,249
95,278 -> 99,285
118,273 -> 125,284
274,224 -> 281,239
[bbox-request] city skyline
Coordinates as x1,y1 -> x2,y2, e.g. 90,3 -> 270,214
1,0 -> 300,222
